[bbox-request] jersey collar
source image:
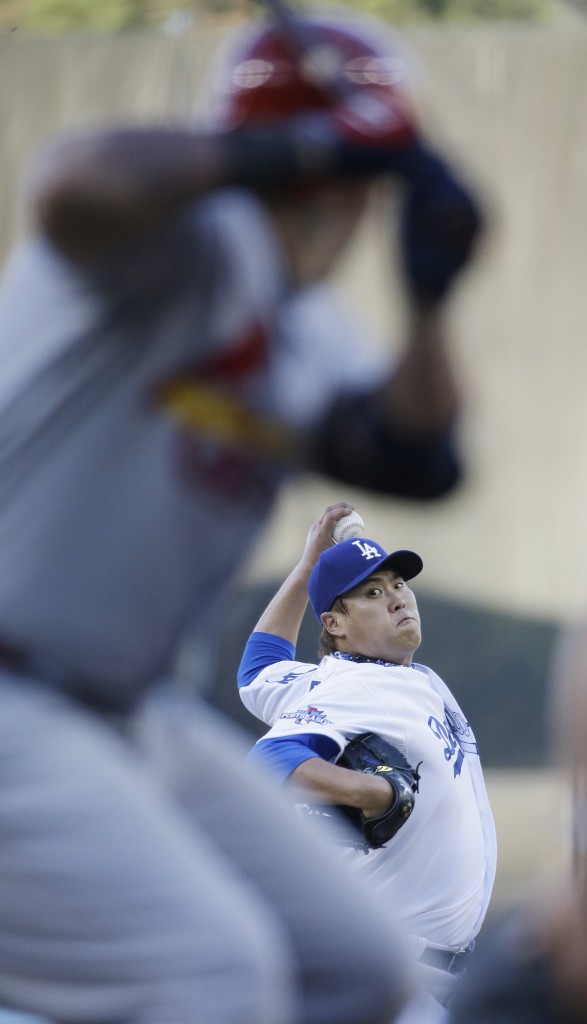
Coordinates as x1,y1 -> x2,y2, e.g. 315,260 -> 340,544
332,651 -> 415,669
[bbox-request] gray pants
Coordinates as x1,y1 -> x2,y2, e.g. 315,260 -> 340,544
0,672 -> 412,1024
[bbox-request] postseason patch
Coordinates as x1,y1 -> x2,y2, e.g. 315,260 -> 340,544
280,705 -> 332,726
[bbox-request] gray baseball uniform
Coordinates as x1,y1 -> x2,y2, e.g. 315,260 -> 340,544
0,190 -> 409,1023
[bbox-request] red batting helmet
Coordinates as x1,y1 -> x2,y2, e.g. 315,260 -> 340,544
209,10 -> 417,147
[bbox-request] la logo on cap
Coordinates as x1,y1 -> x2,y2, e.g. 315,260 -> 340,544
352,540 -> 382,560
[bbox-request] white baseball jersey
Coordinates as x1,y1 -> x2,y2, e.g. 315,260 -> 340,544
0,189 -> 388,705
241,648 -> 497,952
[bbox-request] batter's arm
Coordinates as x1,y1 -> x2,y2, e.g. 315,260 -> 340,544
29,123 -> 399,264
378,307 -> 459,442
31,127 -> 262,263
311,148 -> 483,500
312,313 -> 461,501
377,141 -> 480,446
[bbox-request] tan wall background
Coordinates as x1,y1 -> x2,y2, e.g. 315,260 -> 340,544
2,19 -> 586,910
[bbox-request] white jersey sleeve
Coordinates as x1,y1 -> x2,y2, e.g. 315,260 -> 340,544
243,654 -> 410,754
240,658 -> 322,728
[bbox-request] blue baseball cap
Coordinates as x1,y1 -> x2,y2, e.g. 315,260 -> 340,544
308,537 -> 423,621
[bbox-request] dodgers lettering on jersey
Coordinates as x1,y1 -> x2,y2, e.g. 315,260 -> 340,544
242,651 -> 497,950
429,705 -> 478,778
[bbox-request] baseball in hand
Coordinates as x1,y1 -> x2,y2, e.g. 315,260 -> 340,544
332,510 -> 365,543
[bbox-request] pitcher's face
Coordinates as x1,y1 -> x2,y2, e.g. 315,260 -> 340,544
323,570 -> 421,666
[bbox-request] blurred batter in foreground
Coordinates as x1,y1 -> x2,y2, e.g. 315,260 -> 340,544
0,6 -> 484,1023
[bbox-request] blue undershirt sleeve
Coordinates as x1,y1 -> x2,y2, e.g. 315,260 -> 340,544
248,733 -> 342,785
237,631 -> 296,689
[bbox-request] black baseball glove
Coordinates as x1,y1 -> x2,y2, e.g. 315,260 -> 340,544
337,732 -> 421,849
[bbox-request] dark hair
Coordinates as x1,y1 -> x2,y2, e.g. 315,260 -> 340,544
318,595 -> 349,658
